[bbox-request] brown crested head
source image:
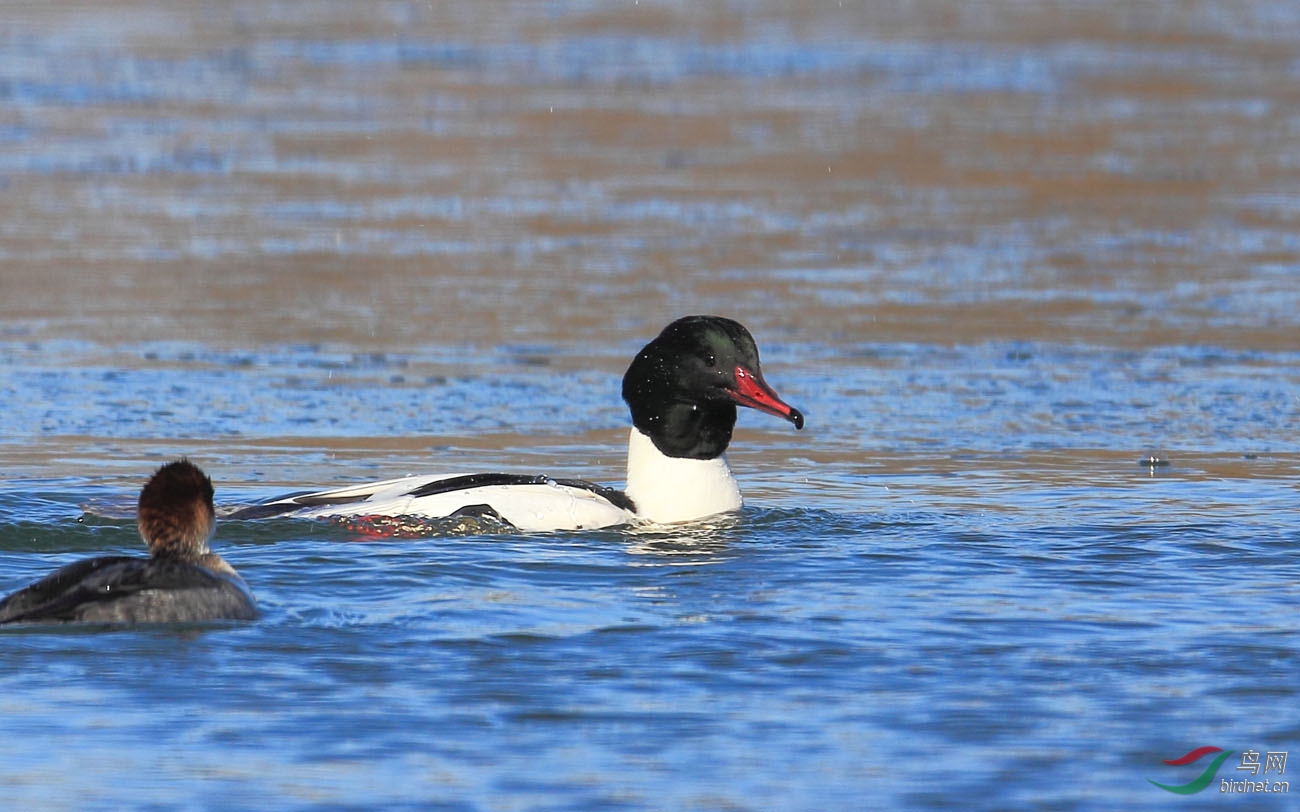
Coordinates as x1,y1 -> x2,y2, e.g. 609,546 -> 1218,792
137,459 -> 216,560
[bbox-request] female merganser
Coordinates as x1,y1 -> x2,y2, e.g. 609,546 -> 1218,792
0,460 -> 257,625
236,315 -> 804,532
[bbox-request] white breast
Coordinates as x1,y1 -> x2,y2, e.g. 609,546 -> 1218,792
623,428 -> 742,524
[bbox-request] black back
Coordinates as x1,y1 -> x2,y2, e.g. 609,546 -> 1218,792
409,472 -> 637,513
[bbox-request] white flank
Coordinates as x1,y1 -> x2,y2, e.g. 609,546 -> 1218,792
289,473 -> 634,532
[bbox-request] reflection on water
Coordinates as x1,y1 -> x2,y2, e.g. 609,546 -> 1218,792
1,1 -> 1298,809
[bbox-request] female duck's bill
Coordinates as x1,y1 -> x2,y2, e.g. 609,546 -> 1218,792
235,315 -> 805,532
0,459 -> 257,625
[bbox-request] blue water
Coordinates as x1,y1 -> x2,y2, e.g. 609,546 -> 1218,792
3,1 -> 1300,809
1,338 -> 1297,809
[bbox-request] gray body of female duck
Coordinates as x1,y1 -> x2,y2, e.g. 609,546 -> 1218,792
0,460 -> 256,625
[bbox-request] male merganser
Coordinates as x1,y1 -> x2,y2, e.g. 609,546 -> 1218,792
0,460 -> 257,625
235,315 -> 804,532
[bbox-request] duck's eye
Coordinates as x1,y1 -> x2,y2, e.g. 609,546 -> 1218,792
704,353 -> 716,368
